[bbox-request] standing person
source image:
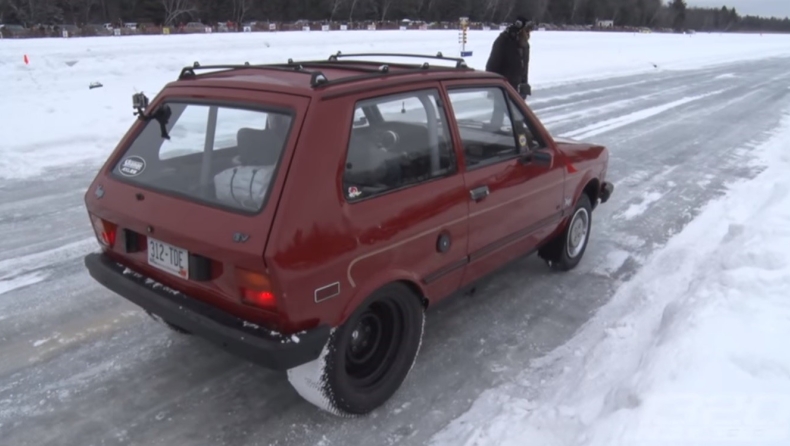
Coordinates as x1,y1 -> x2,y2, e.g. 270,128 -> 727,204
485,16 -> 533,99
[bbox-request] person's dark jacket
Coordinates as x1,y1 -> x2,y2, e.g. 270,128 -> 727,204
485,30 -> 531,97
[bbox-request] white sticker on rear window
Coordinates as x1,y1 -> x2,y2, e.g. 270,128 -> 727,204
119,156 -> 146,176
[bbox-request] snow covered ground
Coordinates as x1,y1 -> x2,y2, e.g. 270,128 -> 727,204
1,30 -> 788,179
430,114 -> 790,446
1,30 -> 790,445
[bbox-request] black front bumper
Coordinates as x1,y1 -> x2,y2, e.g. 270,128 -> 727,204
600,181 -> 615,203
84,252 -> 330,371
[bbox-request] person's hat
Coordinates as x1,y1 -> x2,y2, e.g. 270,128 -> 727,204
511,16 -> 534,32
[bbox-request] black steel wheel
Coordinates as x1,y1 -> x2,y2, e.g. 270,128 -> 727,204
287,282 -> 425,416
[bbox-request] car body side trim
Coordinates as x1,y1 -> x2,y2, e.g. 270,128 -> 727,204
347,178 -> 566,288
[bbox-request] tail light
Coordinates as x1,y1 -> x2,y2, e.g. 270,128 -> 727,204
91,215 -> 117,248
236,268 -> 277,311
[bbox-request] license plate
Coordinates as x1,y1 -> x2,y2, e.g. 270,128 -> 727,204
147,237 -> 189,279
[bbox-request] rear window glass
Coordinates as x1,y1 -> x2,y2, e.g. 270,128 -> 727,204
111,102 -> 293,213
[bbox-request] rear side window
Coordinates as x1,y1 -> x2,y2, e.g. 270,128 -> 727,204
343,89 -> 456,201
112,102 -> 293,213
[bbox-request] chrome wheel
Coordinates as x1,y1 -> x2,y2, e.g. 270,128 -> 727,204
566,207 -> 589,259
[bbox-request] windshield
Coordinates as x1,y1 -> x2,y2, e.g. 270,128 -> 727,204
111,101 -> 293,213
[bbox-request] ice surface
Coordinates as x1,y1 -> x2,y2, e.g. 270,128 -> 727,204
563,91 -> 722,140
0,271 -> 47,296
1,28 -> 790,445
0,238 -> 95,279
430,114 -> 790,445
620,191 -> 664,220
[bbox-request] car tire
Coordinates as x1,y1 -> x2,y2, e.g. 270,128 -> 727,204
539,193 -> 593,271
287,283 -> 425,416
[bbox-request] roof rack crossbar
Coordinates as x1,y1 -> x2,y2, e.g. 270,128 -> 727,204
327,51 -> 468,69
266,61 -> 387,74
178,61 -> 329,87
313,66 -> 467,89
297,59 -> 435,71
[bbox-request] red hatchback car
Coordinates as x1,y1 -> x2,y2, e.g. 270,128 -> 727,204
84,52 -> 613,416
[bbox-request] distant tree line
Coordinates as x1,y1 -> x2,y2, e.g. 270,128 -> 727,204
1,0 -> 789,33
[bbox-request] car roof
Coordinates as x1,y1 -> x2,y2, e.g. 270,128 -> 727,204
165,52 -> 503,99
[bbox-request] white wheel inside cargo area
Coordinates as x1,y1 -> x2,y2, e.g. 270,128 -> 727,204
287,283 -> 425,416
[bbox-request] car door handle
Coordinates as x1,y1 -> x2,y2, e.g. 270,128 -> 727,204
470,185 -> 490,202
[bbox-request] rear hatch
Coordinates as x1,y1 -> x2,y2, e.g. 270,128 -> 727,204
85,86 -> 309,328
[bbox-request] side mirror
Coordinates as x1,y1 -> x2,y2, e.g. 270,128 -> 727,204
520,149 -> 552,168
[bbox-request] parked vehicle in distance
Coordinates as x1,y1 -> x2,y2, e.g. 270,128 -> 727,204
83,52 -> 614,416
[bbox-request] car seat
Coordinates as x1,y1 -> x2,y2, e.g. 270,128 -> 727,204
213,127 -> 281,210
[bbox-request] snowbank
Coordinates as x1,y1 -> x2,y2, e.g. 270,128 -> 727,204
1,31 -> 789,180
430,112 -> 790,446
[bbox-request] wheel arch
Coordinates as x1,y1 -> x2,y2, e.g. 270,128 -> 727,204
399,279 -> 430,309
337,271 -> 428,327
583,178 -> 601,209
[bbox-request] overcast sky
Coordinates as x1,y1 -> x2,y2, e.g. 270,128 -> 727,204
687,0 -> 790,18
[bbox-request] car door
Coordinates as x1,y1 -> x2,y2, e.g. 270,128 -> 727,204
441,81 -> 565,286
337,85 -> 471,304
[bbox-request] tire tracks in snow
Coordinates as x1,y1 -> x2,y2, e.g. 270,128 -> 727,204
573,58 -> 790,284
0,238 -> 97,284
561,90 -> 726,140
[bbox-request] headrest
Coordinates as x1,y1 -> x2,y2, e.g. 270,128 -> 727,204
237,127 -> 266,147
237,127 -> 281,166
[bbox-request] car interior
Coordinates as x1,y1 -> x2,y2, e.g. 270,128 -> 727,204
343,93 -> 456,199
113,104 -> 288,213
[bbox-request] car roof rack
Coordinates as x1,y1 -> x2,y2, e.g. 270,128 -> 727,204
286,51 -> 474,88
177,52 -> 474,89
301,64 -> 467,89
178,61 -> 329,87
327,51 -> 469,69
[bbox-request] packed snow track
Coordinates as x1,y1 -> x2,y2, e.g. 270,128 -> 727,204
1,54 -> 789,445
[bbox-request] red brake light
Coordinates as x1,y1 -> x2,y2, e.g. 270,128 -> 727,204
91,215 -> 117,247
236,268 -> 277,310
241,289 -> 276,308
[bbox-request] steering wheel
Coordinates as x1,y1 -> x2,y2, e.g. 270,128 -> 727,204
373,129 -> 400,152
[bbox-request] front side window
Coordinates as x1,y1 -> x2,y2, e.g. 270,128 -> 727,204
447,87 -> 522,168
112,102 -> 293,213
343,89 -> 456,201
506,96 -> 547,151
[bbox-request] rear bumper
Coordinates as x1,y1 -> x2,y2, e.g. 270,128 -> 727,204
600,181 -> 614,204
84,252 -> 330,371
